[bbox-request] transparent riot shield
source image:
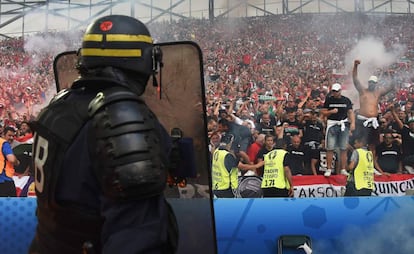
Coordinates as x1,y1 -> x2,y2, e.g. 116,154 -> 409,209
144,42 -> 211,198
53,42 -> 217,254
53,50 -> 79,91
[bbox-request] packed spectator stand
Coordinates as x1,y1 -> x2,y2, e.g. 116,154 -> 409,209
2,13 -> 414,197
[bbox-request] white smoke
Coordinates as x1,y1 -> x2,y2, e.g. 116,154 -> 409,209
344,36 -> 406,85
24,30 -> 82,58
342,37 -> 407,109
24,35 -> 66,57
20,30 -> 83,117
313,201 -> 414,253
337,205 -> 414,253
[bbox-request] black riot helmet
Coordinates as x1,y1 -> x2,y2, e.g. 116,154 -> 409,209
78,15 -> 155,82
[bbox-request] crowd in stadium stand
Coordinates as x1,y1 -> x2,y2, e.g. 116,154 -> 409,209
1,13 -> 414,191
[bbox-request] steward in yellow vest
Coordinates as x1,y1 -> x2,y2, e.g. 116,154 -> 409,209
242,141 -> 294,197
344,137 -> 374,196
211,134 -> 241,198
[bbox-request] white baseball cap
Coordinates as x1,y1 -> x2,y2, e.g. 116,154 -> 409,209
331,83 -> 342,91
368,75 -> 378,83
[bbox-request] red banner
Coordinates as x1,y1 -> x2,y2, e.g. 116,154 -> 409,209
293,174 -> 414,197
14,174 -> 414,198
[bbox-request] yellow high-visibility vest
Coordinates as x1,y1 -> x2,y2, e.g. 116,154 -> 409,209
354,148 -> 375,190
212,149 -> 238,191
261,149 -> 290,189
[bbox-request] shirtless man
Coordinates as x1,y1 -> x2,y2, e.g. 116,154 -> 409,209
352,59 -> 394,151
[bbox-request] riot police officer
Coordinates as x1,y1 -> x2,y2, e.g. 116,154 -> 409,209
29,15 -> 177,253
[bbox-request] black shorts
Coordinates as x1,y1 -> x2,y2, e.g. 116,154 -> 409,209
344,181 -> 372,197
353,117 -> 380,147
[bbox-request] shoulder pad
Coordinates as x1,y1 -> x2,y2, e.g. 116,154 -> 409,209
32,88 -> 91,144
88,87 -> 140,117
88,88 -> 167,200
50,89 -> 71,104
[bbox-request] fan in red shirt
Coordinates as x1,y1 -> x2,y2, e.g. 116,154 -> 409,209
246,133 -> 265,165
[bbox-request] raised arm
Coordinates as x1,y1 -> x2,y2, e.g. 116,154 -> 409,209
213,101 -> 221,119
229,98 -> 237,115
236,101 -> 248,116
353,60 -> 364,93
297,89 -> 311,109
389,104 -> 404,130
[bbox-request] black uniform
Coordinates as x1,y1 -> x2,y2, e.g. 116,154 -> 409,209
30,80 -> 175,254
29,15 -> 177,254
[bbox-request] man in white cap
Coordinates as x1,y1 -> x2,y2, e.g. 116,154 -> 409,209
352,59 -> 394,152
320,83 -> 355,176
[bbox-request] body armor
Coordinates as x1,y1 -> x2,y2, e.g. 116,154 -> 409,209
30,79 -> 169,253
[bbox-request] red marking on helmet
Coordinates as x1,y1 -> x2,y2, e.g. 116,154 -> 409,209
100,21 -> 113,31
